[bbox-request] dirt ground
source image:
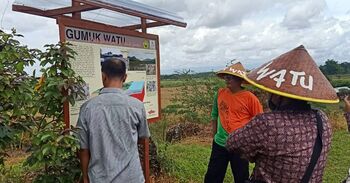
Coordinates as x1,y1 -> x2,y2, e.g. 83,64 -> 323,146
151,174 -> 177,183
160,87 -> 178,108
5,149 -> 29,166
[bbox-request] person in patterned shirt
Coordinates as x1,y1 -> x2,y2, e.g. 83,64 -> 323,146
225,45 -> 339,183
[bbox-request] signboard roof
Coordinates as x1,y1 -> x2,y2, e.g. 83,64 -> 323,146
13,0 -> 186,28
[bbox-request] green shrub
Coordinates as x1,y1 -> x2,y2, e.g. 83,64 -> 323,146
1,30 -> 85,182
23,42 -> 85,182
162,70 -> 224,124
0,29 -> 38,166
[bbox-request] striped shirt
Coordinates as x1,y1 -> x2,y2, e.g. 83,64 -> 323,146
77,88 -> 150,183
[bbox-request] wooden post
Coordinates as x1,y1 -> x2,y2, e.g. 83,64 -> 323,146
140,17 -> 150,183
141,18 -> 147,33
72,0 -> 81,19
142,138 -> 150,183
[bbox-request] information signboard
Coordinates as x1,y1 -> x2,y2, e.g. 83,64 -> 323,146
58,18 -> 161,127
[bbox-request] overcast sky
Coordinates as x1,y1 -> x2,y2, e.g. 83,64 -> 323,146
1,0 -> 350,74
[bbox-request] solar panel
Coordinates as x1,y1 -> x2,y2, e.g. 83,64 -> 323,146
13,0 -> 185,27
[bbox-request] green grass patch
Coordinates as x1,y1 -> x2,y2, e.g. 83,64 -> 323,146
0,164 -> 26,183
328,74 -> 350,87
323,130 -> 350,182
160,79 -> 187,88
160,142 -> 254,183
149,119 -> 169,143
0,162 -> 38,183
328,74 -> 350,81
0,152 -> 43,183
163,143 -> 212,183
311,101 -> 343,113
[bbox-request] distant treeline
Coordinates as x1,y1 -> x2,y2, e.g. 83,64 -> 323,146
161,60 -> 350,80
319,60 -> 350,75
160,70 -> 216,80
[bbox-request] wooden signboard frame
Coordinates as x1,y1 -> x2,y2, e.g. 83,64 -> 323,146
58,16 -> 162,182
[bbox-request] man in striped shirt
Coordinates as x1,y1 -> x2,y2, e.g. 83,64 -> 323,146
77,58 -> 150,183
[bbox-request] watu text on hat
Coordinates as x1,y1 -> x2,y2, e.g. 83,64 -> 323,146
246,45 -> 339,104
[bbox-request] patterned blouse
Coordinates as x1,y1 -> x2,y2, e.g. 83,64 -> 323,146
226,110 -> 332,183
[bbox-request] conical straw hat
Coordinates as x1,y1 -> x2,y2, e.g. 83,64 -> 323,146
217,62 -> 246,79
245,45 -> 339,103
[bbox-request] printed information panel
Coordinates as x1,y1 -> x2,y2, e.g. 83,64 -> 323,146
64,27 -> 159,127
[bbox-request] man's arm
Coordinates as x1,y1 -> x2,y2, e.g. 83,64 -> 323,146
211,120 -> 217,137
211,91 -> 219,137
79,149 -> 90,183
225,116 -> 266,162
136,106 -> 151,181
76,104 -> 90,183
137,106 -> 151,139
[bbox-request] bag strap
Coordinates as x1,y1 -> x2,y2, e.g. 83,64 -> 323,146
301,110 -> 324,183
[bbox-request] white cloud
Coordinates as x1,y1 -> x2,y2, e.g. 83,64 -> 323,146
1,0 -> 349,74
196,0 -> 281,28
282,0 -> 327,29
1,0 -> 59,48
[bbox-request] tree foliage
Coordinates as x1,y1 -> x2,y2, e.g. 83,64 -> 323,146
320,59 -> 350,75
0,29 -> 38,166
24,42 -> 85,182
0,30 -> 85,182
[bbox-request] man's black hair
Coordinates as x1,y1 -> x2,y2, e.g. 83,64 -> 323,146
101,57 -> 126,79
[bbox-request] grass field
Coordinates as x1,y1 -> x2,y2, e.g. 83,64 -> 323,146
328,74 -> 350,87
328,74 -> 350,81
160,78 -> 219,88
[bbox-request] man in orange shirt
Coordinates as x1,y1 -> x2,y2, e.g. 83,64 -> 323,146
204,62 -> 263,183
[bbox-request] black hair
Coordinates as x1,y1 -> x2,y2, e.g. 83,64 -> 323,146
270,95 -> 311,111
101,57 -> 126,79
231,75 -> 243,82
287,98 -> 311,111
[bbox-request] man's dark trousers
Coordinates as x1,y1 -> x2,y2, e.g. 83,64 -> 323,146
204,141 -> 249,183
